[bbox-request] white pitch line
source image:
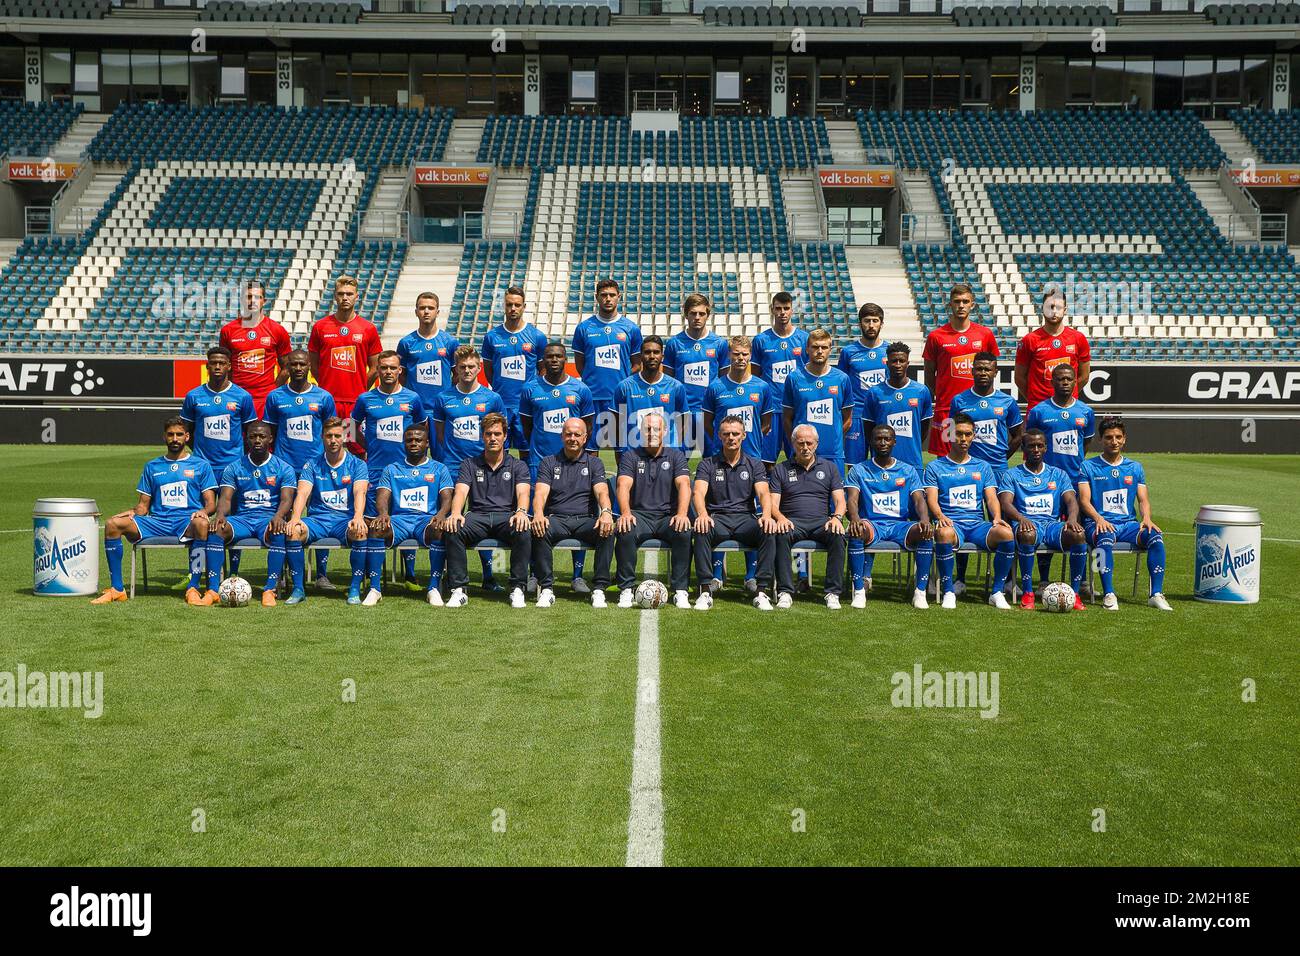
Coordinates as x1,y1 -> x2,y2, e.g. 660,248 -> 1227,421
626,550 -> 664,868
1164,531 -> 1300,545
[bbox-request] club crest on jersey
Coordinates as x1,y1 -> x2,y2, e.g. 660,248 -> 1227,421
294,396 -> 304,405
1060,411 -> 1069,420
1052,338 -> 1061,348
816,470 -> 825,480
979,400 -> 988,409
895,392 -> 903,401
780,342 -> 788,351
246,330 -> 256,340
661,460 -> 670,470
740,470 -> 749,480
462,397 -> 471,406
340,327 -> 349,336
958,335 -> 968,345
385,396 -> 394,406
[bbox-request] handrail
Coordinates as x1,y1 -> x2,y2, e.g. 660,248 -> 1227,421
51,161 -> 96,235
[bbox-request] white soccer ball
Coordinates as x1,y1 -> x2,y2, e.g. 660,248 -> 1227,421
218,576 -> 253,607
635,580 -> 669,609
1042,582 -> 1076,613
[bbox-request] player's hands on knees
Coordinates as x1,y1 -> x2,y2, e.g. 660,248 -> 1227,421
1065,520 -> 1084,535
824,516 -> 845,535
209,515 -> 228,536
595,513 -> 614,537
693,513 -> 714,534
444,512 -> 465,534
268,517 -> 287,535
347,518 -> 368,539
1095,518 -> 1115,535
916,520 -> 934,539
372,515 -> 391,535
616,512 -> 636,534
531,514 -> 549,537
992,518 -> 1010,531
936,514 -> 953,529
1141,519 -> 1161,534
669,514 -> 691,533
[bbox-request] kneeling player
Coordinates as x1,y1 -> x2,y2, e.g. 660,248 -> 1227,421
922,413 -> 1016,609
92,417 -> 218,605
1078,417 -> 1172,611
362,425 -> 454,607
284,417 -> 370,604
998,429 -> 1087,611
845,425 -> 935,609
209,422 -> 298,606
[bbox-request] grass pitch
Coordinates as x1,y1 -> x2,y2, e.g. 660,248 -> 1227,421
0,445 -> 1295,866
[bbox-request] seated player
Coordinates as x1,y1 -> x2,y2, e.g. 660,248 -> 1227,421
1078,416 -> 1172,612
845,424 -> 935,610
614,412 -> 694,609
209,421 -> 298,607
768,425 -> 847,610
691,416 -> 777,611
362,424 -> 454,607
530,418 -> 615,608
284,417 -> 370,605
922,413 -> 1016,609
442,413 -> 533,608
998,429 -> 1088,611
92,417 -> 218,606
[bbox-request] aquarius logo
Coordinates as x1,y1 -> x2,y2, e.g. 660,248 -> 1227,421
35,533 -> 87,580
1197,532 -> 1256,588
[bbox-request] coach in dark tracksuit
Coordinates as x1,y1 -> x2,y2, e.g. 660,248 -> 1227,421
614,410 -> 693,605
531,418 -> 615,607
769,424 -> 847,608
443,412 -> 533,605
691,414 -> 777,610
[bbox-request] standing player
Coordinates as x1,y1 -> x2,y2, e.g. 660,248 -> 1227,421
614,336 -> 689,453
396,292 -> 460,453
845,424 -> 935,610
922,283 -> 999,456
663,293 -> 730,457
284,417 -> 370,606
519,343 -> 595,592
1025,364 -> 1096,590
91,417 -> 218,606
837,302 -> 890,470
1015,286 -> 1092,410
768,425 -> 847,610
480,286 -> 547,454
218,279 -> 291,417
998,429 -> 1088,611
432,345 -> 508,590
922,413 -> 1016,610
363,424 -> 454,608
307,275 -> 383,439
751,291 -> 809,465
208,421 -> 298,607
1077,417 -> 1172,611
262,349 -> 338,590
948,351 -> 1023,595
572,278 -> 642,451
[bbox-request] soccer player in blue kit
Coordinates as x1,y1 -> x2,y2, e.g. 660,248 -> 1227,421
614,336 -> 689,453
396,292 -> 460,452
751,291 -> 808,464
923,413 -> 1016,610
209,421 -> 298,607
92,417 -> 218,606
481,286 -> 547,452
572,278 -> 641,452
284,417 -> 370,605
363,424 -> 454,607
998,428 -> 1088,611
837,302 -> 890,469
1078,417 -> 1172,612
845,424 -> 935,609
663,293 -> 729,456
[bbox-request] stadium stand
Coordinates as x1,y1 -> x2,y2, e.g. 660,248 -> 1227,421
702,5 -> 859,27
0,101 -> 83,157
1232,108 -> 1300,163
451,3 -> 612,26
950,4 -> 1116,27
860,108 -> 1298,361
200,1 -> 364,24
1203,2 -> 1300,25
0,0 -> 109,19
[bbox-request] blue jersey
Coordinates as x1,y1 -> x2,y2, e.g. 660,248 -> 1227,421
862,379 -> 933,468
846,458 -> 923,523
949,387 -> 1023,467
702,375 -> 775,461
219,453 -> 298,516
1080,455 -> 1147,523
783,365 -> 851,461
751,327 -> 809,391
379,457 -> 453,516
663,330 -> 730,411
351,386 -> 429,479
1026,398 -> 1096,480
613,373 -> 689,451
837,340 -> 890,410
180,382 -> 257,471
923,455 -> 998,524
518,375 -> 596,468
432,384 -> 508,468
136,454 -> 217,518
998,462 -> 1072,522
299,451 -> 368,516
571,314 -> 643,403
262,383 -> 337,470
396,329 -> 461,407
481,321 -> 547,413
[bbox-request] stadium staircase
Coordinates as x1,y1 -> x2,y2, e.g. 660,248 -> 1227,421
1202,117 -> 1258,168
782,176 -> 824,241
484,172 -> 529,239
384,244 -> 466,341
901,171 -> 949,244
360,170 -> 410,239
844,247 -> 926,354
444,118 -> 486,163
1184,172 -> 1260,245
826,120 -> 869,163
55,169 -> 126,234
49,112 -> 110,162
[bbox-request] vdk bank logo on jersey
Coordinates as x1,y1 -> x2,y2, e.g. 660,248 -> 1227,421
33,520 -> 92,595
1195,529 -> 1258,601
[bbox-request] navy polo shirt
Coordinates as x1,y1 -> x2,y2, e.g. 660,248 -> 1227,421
769,455 -> 843,523
456,454 -> 532,512
537,451 -> 607,517
617,447 -> 690,514
695,452 -> 769,516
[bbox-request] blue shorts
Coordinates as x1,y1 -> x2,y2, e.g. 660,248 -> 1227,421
388,513 -> 434,544
303,513 -> 354,544
844,418 -> 866,466
507,414 -> 527,455
1087,520 -> 1152,548
869,519 -> 917,549
1018,518 -> 1067,551
225,512 -> 276,544
950,519 -> 998,551
762,425 -> 781,465
131,512 -> 198,541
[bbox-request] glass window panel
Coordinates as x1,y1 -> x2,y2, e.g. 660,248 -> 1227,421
716,71 -> 740,101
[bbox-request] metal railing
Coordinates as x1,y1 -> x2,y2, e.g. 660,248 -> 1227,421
361,209 -> 411,241
50,162 -> 95,235
24,206 -> 52,237
633,90 -> 678,113
1260,213 -> 1288,248
786,211 -> 827,242
485,210 -> 520,238
901,212 -> 953,245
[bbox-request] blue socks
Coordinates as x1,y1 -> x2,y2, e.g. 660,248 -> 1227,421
955,551 -> 970,584
205,537 -> 224,590
265,534 -> 285,591
992,540 -> 1014,592
572,549 -> 586,581
712,552 -> 725,582
1069,543 -> 1087,595
1017,540 -> 1037,595
229,548 -> 241,576
480,550 -> 496,582
315,550 -> 329,580
914,540 -> 933,593
1037,553 -> 1054,588
848,539 -> 865,591
936,541 -> 955,595
1094,532 -> 1116,594
744,550 -> 757,582
428,541 -> 445,593
365,538 -> 386,593
402,549 -> 416,582
105,537 -> 124,591
1146,533 -> 1166,594
348,541 -> 367,596
188,541 -> 205,589
287,539 -> 306,592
